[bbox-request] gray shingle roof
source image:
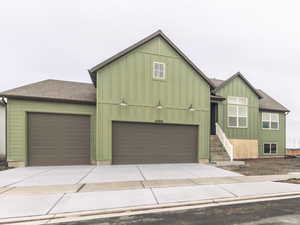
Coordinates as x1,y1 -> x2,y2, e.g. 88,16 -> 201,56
0,77 -> 289,112
256,89 -> 289,112
209,78 -> 289,112
210,78 -> 224,87
0,79 -> 96,104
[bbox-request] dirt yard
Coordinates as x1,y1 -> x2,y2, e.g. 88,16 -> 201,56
220,157 -> 300,176
277,178 -> 300,184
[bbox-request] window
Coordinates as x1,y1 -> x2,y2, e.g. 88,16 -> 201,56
227,96 -> 248,128
262,112 -> 279,129
263,143 -> 277,154
153,62 -> 165,80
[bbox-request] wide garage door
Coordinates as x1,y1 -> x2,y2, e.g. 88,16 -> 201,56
112,122 -> 198,164
28,113 -> 91,166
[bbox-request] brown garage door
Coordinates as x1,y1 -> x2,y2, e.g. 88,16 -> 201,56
28,113 -> 91,166
112,122 -> 198,164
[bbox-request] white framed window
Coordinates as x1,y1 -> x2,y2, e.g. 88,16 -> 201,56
262,112 -> 279,130
228,96 -> 248,105
153,62 -> 165,80
227,96 -> 248,128
263,143 -> 277,154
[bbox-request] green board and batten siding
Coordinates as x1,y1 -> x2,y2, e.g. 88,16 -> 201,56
216,75 -> 286,156
96,36 -> 211,163
216,76 -> 260,140
258,112 -> 286,157
6,99 -> 96,164
5,33 -> 287,166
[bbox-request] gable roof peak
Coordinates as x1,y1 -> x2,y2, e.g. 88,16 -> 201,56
89,30 -> 215,89
215,71 -> 263,99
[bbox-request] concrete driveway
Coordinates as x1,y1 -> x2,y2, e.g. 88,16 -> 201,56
1,165 -> 300,221
0,163 -> 241,187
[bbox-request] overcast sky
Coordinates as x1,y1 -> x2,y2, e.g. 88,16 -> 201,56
0,0 -> 299,147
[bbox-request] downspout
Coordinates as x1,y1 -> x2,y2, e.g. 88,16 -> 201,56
0,97 -> 7,164
284,111 -> 290,156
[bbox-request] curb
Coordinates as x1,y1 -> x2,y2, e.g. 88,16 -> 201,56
2,192 -> 300,224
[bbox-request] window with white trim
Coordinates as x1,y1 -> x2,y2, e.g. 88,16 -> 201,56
153,62 -> 165,80
263,143 -> 277,154
227,96 -> 248,128
262,112 -> 279,129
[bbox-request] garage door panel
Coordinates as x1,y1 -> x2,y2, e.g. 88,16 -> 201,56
28,113 -> 91,166
112,122 -> 198,164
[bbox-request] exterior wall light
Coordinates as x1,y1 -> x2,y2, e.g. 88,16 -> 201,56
188,104 -> 195,112
120,98 -> 128,107
156,101 -> 163,110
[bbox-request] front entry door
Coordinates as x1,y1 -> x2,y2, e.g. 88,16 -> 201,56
210,103 -> 218,135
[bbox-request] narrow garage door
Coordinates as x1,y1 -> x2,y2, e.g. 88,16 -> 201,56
28,113 -> 90,166
112,122 -> 198,164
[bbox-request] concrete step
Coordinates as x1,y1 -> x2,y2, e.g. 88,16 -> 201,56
211,155 -> 230,161
211,151 -> 228,155
210,147 -> 226,152
214,161 -> 245,167
211,144 -> 223,148
210,135 -> 232,162
211,152 -> 231,160
211,154 -> 230,159
211,157 -> 231,161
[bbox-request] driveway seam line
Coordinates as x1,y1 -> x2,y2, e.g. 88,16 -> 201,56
216,184 -> 238,197
5,167 -> 54,188
137,165 -> 146,181
76,166 -> 96,184
46,193 -> 66,215
190,178 -> 200,185
76,183 -> 86,193
0,187 -> 15,195
149,188 -> 160,205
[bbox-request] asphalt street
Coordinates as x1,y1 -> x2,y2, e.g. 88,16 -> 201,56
49,197 -> 300,225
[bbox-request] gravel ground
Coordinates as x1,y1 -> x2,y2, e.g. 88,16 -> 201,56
219,157 -> 300,176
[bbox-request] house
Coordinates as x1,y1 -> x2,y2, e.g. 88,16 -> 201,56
0,30 -> 289,167
0,99 -> 5,160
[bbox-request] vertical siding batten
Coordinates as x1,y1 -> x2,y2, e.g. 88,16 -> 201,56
96,36 -> 211,163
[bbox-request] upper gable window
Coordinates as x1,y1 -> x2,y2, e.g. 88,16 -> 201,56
227,96 -> 248,128
153,62 -> 165,80
262,112 -> 279,130
228,96 -> 248,105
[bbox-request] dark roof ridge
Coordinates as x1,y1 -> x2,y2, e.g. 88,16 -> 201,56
45,79 -> 94,85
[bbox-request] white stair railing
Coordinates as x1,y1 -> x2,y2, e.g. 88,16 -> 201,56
215,123 -> 234,161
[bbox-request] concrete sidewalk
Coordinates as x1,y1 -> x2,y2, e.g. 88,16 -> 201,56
0,174 -> 300,223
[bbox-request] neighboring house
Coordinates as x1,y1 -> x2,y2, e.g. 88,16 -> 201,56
0,100 -> 5,160
0,30 -> 289,167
